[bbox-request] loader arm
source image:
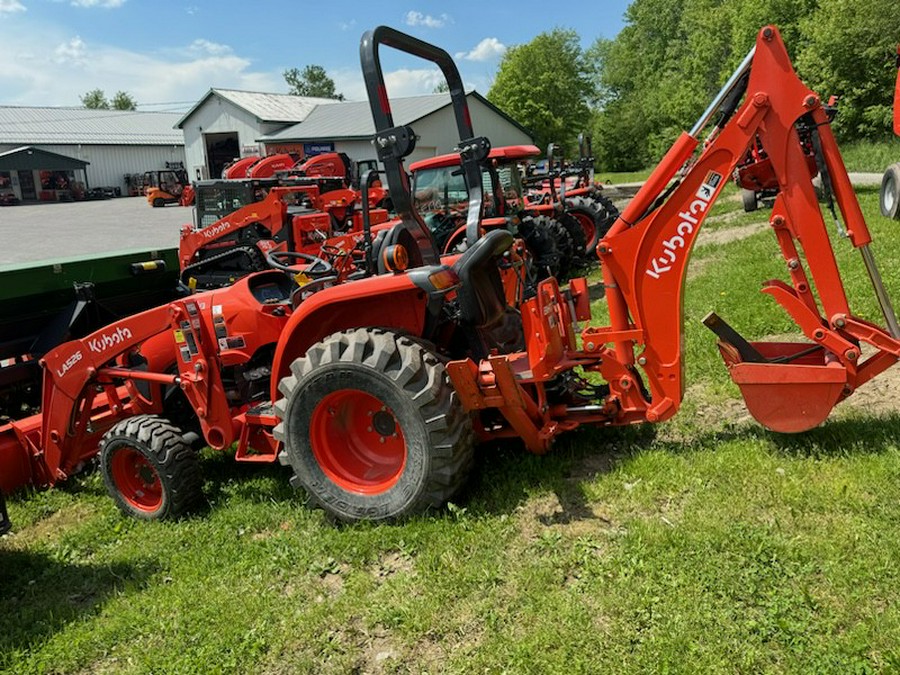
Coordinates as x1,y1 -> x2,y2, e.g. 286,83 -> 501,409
1,297 -> 231,492
593,25 -> 900,430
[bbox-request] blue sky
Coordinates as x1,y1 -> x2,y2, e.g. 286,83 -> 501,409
0,0 -> 631,110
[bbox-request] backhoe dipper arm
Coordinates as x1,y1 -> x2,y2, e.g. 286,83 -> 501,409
594,25 -> 899,426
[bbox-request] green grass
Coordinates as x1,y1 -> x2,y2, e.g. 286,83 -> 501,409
596,168 -> 654,184
837,137 -> 900,173
5,188 -> 900,673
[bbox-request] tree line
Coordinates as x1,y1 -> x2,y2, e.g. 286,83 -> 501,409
79,0 -> 898,172
487,0 -> 900,171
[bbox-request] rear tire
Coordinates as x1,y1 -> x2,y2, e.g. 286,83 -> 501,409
273,328 -> 475,522
519,215 -> 561,282
545,216 -> 574,280
99,415 -> 203,520
566,196 -> 604,255
880,164 -> 900,220
152,198 -> 165,208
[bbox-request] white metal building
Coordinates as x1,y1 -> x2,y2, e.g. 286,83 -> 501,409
258,92 -> 533,165
176,89 -> 341,180
176,89 -> 533,178
0,106 -> 184,201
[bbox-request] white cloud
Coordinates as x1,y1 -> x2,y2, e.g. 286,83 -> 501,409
54,36 -> 87,64
71,0 -> 126,7
404,11 -> 449,28
0,27 -> 282,107
338,19 -> 356,31
331,66 -> 447,102
189,39 -> 232,56
0,0 -> 25,13
456,37 -> 506,62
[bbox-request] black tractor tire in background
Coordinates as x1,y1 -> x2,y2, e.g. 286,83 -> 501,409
152,198 -> 165,208
592,193 -> 621,239
544,217 -> 575,281
741,188 -> 759,213
566,196 -> 605,255
558,212 -> 588,269
273,328 -> 475,523
519,215 -> 562,282
99,415 -> 203,521
880,164 -> 900,220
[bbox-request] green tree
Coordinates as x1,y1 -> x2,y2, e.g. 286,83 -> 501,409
283,65 -> 345,100
488,29 -> 594,153
110,91 -> 137,111
80,89 -> 137,110
797,0 -> 900,138
80,88 -> 109,109
587,0 -> 819,170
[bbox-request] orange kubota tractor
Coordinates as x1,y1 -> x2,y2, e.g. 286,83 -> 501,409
3,25 -> 900,527
178,151 -> 389,289
880,45 -> 900,220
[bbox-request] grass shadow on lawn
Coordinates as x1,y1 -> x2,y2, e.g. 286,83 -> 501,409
0,548 -> 157,667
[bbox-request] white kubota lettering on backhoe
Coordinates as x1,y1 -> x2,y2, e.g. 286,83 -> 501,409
645,171 -> 722,280
87,326 -> 133,355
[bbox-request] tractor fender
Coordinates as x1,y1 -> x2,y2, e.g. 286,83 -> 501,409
270,273 -> 429,400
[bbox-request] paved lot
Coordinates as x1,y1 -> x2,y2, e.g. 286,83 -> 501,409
0,197 -> 191,266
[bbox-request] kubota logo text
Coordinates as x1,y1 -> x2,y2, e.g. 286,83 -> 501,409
203,222 -> 231,239
87,326 -> 133,354
56,350 -> 82,378
645,171 -> 722,280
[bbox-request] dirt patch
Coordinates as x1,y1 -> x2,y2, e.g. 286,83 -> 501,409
840,345 -> 900,417
517,492 -> 615,541
7,502 -> 94,549
696,220 -> 768,248
371,551 -> 415,581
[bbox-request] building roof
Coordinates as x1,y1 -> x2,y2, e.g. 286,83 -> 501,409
176,88 -> 341,128
0,146 -> 89,171
0,107 -> 183,146
257,91 -> 532,143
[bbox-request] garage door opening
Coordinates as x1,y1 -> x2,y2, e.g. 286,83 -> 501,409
204,132 -> 239,179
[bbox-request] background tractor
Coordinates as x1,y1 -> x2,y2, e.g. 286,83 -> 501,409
879,45 -> 900,220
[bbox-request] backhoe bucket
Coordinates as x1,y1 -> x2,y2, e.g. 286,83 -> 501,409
717,341 -> 847,433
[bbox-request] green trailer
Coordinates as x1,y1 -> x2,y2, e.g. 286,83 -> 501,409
0,247 -> 180,418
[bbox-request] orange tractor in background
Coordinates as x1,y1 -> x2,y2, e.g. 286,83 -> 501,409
880,45 -> 900,220
3,25 -> 900,528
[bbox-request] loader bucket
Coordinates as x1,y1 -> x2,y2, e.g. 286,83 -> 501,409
717,341 -> 847,433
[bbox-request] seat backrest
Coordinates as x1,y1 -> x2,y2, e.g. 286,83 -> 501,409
451,229 -> 513,327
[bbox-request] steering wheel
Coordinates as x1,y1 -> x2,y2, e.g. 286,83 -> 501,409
265,250 -> 333,277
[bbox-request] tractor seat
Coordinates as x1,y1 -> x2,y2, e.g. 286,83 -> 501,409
452,229 -> 513,328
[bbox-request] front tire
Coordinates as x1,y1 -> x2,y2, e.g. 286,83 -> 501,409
741,188 -> 759,213
273,328 -> 475,522
880,164 -> 900,220
99,415 -> 203,520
